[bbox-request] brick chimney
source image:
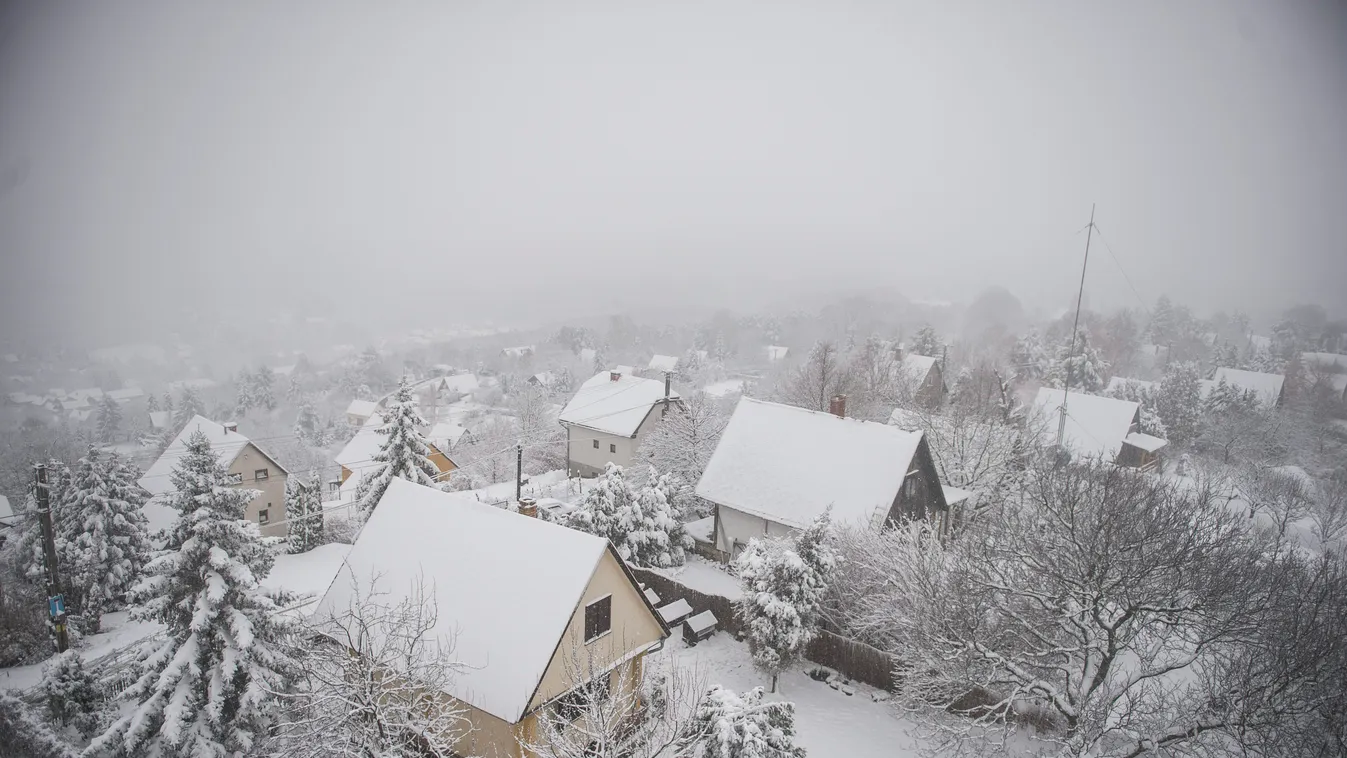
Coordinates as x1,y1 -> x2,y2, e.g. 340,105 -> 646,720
829,394 -> 847,418
518,498 -> 538,518
223,421 -> 238,434
609,371 -> 622,382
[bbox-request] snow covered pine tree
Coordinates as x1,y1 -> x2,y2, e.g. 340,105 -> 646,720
285,471 -> 323,554
59,448 -> 152,633
355,376 -> 444,517
87,430 -> 297,758
683,685 -> 806,758
733,510 -> 838,692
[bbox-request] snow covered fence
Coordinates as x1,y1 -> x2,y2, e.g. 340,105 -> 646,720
631,565 -> 901,691
803,630 -> 899,692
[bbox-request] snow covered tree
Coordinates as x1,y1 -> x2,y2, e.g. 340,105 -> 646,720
87,430 -> 297,758
235,369 -> 257,412
637,392 -> 728,519
566,462 -> 684,566
253,366 -> 276,411
272,576 -> 470,758
1009,328 -> 1052,382
776,341 -> 855,413
0,692 -> 77,758
910,323 -> 943,357
683,686 -> 805,758
58,448 -> 152,633
1153,360 -> 1204,445
12,460 -> 73,588
292,397 -> 325,447
1048,327 -> 1107,393
172,386 -> 203,428
95,396 -> 122,445
1147,294 -> 1179,345
285,472 -> 323,554
41,650 -> 104,737
145,394 -> 159,414
355,376 -> 442,517
161,391 -> 174,417
733,510 -> 837,691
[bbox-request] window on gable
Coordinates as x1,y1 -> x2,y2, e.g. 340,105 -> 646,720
584,595 -> 612,642
258,508 -> 270,525
254,468 -> 269,481
592,439 -> 599,449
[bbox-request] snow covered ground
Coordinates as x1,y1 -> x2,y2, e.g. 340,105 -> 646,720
652,555 -> 743,601
0,611 -> 163,693
661,633 -> 923,757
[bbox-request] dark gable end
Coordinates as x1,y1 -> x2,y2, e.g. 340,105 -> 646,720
883,436 -> 949,529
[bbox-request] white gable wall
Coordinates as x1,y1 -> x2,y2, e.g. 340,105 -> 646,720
714,504 -> 799,557
565,403 -> 667,477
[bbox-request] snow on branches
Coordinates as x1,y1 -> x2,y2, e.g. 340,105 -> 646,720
355,376 -> 443,517
567,463 -> 689,568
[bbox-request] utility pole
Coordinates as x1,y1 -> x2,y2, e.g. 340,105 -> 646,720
661,370 -> 673,418
516,442 -> 523,503
1057,204 -> 1097,449
35,464 -> 69,653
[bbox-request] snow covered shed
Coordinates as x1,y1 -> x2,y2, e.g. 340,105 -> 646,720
1212,367 -> 1285,408
1031,388 -> 1167,470
344,398 -> 378,427
696,397 -> 950,560
311,479 -> 669,757
647,354 -> 679,374
559,369 -> 679,478
139,415 -> 291,537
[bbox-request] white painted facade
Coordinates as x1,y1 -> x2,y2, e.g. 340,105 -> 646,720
565,404 -> 667,477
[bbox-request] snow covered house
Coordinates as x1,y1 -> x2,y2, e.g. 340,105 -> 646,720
501,345 -> 536,358
898,350 -> 947,408
139,415 -> 291,537
528,371 -> 557,391
345,398 -> 378,427
1031,388 -> 1167,470
106,387 -> 145,403
1211,367 -> 1285,408
148,410 -> 172,431
333,413 -> 458,501
0,494 -> 15,537
765,345 -> 790,362
696,396 -> 952,561
1303,352 -> 1347,372
312,479 -> 669,758
559,369 -> 679,478
647,354 -> 679,374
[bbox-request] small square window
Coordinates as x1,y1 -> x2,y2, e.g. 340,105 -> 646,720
584,595 -> 612,642
592,439 -> 599,449
258,509 -> 270,525
609,443 -> 616,454
254,468 -> 269,481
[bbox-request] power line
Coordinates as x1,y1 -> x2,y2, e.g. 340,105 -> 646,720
1090,224 -> 1150,313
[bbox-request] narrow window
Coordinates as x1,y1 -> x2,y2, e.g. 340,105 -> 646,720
254,468 -> 269,481
592,439 -> 599,449
258,508 -> 270,525
609,443 -> 617,454
584,595 -> 612,641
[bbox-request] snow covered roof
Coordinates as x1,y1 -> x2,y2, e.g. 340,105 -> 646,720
684,516 -> 715,544
334,413 -> 385,471
941,485 -> 973,509
648,354 -> 679,373
1303,352 -> 1347,372
1032,388 -> 1141,460
1212,368 -> 1284,407
345,399 -> 378,418
1124,432 -> 1168,453
578,348 -> 597,364
501,345 -> 535,357
696,397 -> 925,530
68,387 -> 104,401
558,371 -> 678,437
899,354 -> 939,384
167,378 -> 217,392
1105,376 -> 1157,395
0,494 -> 15,526
765,345 -> 790,361
311,479 -> 612,724
107,387 -> 144,402
428,421 -> 469,449
148,411 -> 172,430
530,371 -> 556,387
888,407 -> 922,431
139,415 -> 271,497
703,379 -> 745,399
439,373 -> 480,395
68,409 -> 92,422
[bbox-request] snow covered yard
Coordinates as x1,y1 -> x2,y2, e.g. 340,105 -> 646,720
660,633 -> 923,757
650,555 -> 743,601
0,611 -> 163,693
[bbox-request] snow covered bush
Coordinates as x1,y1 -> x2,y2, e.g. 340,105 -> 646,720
683,685 -> 805,758
41,650 -> 105,738
567,464 -> 689,568
58,448 -> 152,633
0,692 -> 76,758
733,510 -> 837,691
87,430 -> 298,758
355,376 -> 444,517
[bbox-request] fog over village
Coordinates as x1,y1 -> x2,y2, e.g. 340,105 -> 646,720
1,3 -> 1346,758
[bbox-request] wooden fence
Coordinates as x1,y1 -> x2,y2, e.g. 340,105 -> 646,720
632,566 -> 900,691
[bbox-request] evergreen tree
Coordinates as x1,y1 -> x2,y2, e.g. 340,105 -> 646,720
684,686 -> 805,758
0,692 -> 77,758
292,397 -> 324,446
146,394 -> 160,414
355,377 -> 442,517
285,472 -> 323,554
620,468 -> 688,568
1154,361 -> 1204,446
59,448 -> 152,633
567,462 -> 637,549
1009,328 -> 1052,381
253,366 -> 276,411
13,461 -> 73,587
733,510 -> 838,691
1048,328 -> 1108,393
911,323 -> 943,357
88,430 -> 296,758
173,386 -> 204,428
161,392 -> 174,416
1147,295 -> 1179,345
41,650 -> 103,737
95,395 -> 122,445
235,369 -> 257,413
637,392 -> 729,519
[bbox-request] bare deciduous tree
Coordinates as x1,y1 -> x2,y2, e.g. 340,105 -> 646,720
776,341 -> 856,413
1310,469 -> 1347,547
272,573 -> 472,758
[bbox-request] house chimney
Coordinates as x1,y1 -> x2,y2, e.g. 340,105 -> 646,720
829,394 -> 847,418
223,421 -> 238,434
518,498 -> 538,518
894,342 -> 905,361
610,371 -> 621,382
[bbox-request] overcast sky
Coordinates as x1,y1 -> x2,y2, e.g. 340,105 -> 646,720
2,1 -> 1345,344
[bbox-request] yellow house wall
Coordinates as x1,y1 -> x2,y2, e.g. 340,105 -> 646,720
527,549 -> 665,712
226,443 -> 287,537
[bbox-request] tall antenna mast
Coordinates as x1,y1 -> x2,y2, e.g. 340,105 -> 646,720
1057,203 -> 1096,448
